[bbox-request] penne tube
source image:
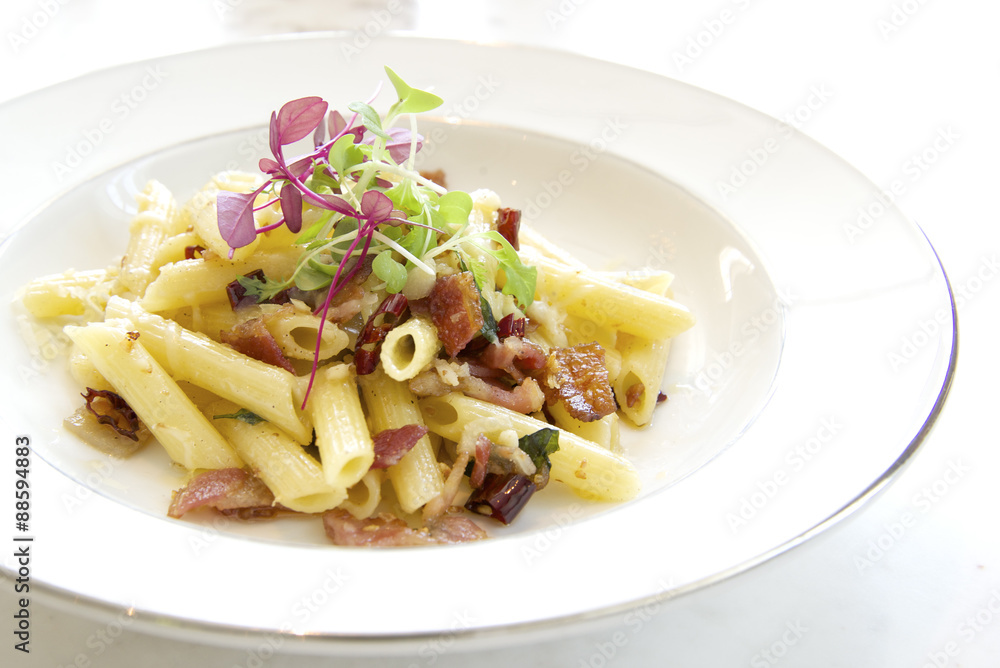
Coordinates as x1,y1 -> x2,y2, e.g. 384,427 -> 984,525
307,364 -> 375,489
118,180 -> 181,297
104,296 -> 313,443
340,470 -> 384,519
20,269 -> 113,318
419,393 -> 640,502
527,252 -> 695,341
205,399 -> 345,514
140,250 -> 300,313
379,316 -> 441,381
547,401 -> 622,454
358,367 -> 444,514
614,333 -> 672,427
65,322 -> 242,470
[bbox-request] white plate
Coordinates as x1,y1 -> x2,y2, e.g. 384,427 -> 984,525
0,36 -> 955,651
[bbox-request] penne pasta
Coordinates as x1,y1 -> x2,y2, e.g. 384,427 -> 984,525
65,321 -> 243,470
419,393 -> 640,502
117,180 -> 181,297
205,399 -> 345,514
528,252 -> 695,341
379,315 -> 441,381
358,366 -> 444,514
104,296 -> 313,443
307,364 -> 375,489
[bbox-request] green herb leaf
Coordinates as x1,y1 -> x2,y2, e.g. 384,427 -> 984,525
236,273 -> 289,303
385,66 -> 444,115
213,409 -> 266,425
373,250 -> 408,293
518,428 -> 560,471
477,231 -> 537,309
436,190 -> 474,227
328,134 -> 364,177
347,101 -> 390,141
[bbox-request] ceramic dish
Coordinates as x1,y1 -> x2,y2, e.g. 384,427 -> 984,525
0,35 -> 955,651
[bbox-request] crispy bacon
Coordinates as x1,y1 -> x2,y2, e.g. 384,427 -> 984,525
495,207 -> 522,250
477,337 -> 547,381
372,424 -> 428,469
428,272 -> 483,357
168,468 -> 276,519
220,315 -> 295,373
322,509 -> 486,547
543,343 -> 616,422
410,363 -> 545,415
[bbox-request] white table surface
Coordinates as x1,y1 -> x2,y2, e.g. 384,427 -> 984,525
1,1 -> 997,666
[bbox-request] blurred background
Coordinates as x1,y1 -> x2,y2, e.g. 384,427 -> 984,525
1,0 -> 997,666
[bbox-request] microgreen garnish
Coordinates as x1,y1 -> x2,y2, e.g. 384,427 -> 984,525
215,66 -> 527,407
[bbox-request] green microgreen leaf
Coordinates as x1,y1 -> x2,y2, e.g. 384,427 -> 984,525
373,250 -> 408,293
328,134 -> 364,178
436,190 -> 474,227
347,101 -> 390,141
236,273 -> 290,303
476,231 -> 537,309
518,428 -> 560,471
213,409 -> 266,426
385,66 -> 444,115
294,262 -> 333,291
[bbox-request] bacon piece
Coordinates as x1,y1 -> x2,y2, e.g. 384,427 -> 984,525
168,468 -> 276,519
409,362 -> 545,415
426,513 -> 488,543
221,315 -> 295,373
495,207 -> 522,250
626,381 -> 645,408
543,343 -> 616,422
471,435 -> 492,489
428,272 -> 484,357
372,424 -> 428,469
322,509 -> 486,547
419,169 -> 447,189
477,337 -> 547,381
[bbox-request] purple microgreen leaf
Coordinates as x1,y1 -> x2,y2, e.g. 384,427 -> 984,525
328,110 -> 347,138
268,111 -> 281,160
312,118 -> 326,148
320,193 -> 360,218
280,183 -> 303,233
216,190 -> 259,249
275,96 -> 329,146
286,156 -> 314,180
259,157 -> 281,175
360,190 -> 393,222
382,127 -> 423,163
373,176 -> 394,189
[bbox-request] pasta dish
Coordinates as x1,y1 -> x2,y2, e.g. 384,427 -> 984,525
17,68 -> 694,546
